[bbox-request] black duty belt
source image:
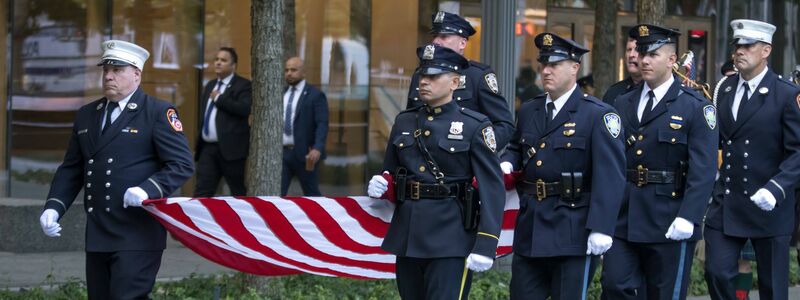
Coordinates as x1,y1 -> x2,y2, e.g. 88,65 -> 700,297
517,179 -> 589,201
404,181 -> 464,200
626,166 -> 675,186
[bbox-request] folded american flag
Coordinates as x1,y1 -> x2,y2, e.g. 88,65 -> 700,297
142,190 -> 519,279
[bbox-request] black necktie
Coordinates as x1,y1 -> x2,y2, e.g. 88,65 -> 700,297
736,82 -> 750,120
202,80 -> 224,136
545,102 -> 556,126
641,91 -> 655,122
284,86 -> 297,135
102,101 -> 119,135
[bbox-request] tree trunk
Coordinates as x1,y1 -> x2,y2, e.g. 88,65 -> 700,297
248,1 -> 284,197
283,0 -> 296,58
637,0 -> 665,25
592,0 -> 617,98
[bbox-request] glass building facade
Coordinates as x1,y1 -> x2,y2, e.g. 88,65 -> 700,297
1,0 -> 798,199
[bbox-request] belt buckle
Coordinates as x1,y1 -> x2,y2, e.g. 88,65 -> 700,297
636,165 -> 648,187
535,179 -> 546,201
410,182 -> 420,200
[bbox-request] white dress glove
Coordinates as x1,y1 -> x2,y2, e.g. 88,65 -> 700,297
500,161 -> 513,174
367,173 -> 389,198
586,232 -> 613,255
123,187 -> 149,208
39,209 -> 61,237
750,188 -> 776,211
466,253 -> 494,272
665,217 -> 694,240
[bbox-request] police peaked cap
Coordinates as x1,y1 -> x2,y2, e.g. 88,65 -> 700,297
534,32 -> 589,63
415,44 -> 469,75
430,11 -> 476,38
629,24 -> 680,54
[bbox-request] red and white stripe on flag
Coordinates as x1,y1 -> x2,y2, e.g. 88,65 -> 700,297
142,190 -> 519,279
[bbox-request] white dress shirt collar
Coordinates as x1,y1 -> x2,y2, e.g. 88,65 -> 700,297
545,84 -> 577,117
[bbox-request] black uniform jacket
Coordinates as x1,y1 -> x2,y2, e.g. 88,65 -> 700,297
407,61 -> 515,150
45,87 -> 194,252
503,88 -> 626,257
707,69 -> 800,238
613,76 -> 718,243
381,101 -> 504,258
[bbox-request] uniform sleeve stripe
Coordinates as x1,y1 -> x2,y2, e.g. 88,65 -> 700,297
148,178 -> 164,198
477,232 -> 499,240
47,198 -> 66,210
769,179 -> 786,199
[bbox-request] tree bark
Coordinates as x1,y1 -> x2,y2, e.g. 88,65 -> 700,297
637,0 -> 665,25
283,0 -> 296,58
248,0 -> 284,197
592,0 -> 617,98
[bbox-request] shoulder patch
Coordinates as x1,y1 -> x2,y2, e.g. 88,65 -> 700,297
166,108 -> 183,132
485,73 -> 499,94
603,113 -> 621,138
703,105 -> 717,130
482,127 -> 497,153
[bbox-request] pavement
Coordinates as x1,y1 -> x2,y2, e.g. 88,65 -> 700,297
0,238 -> 232,290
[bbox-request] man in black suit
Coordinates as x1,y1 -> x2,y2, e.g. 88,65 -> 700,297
281,56 -> 329,196
194,47 -> 252,196
38,40 -> 194,299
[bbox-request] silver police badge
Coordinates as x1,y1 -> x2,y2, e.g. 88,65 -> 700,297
703,105 -> 717,130
604,113 -> 621,138
482,127 -> 497,152
485,73 -> 499,94
449,121 -> 464,135
434,11 -> 445,24
458,75 -> 466,89
423,45 -> 436,60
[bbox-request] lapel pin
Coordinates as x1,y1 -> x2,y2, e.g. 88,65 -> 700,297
759,87 -> 769,94
127,103 -> 138,110
724,86 -> 732,92
97,102 -> 104,110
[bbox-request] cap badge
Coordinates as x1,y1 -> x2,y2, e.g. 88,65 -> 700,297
423,45 -> 435,60
759,87 -> 769,94
543,34 -> 553,46
736,22 -> 744,29
107,41 -> 115,49
127,103 -> 138,110
639,25 -> 649,37
434,11 -> 445,24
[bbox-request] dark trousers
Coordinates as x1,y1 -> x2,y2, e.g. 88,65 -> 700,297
86,250 -> 163,300
395,256 -> 472,300
510,254 -> 598,300
194,143 -> 246,197
704,226 -> 790,300
281,147 -> 321,196
601,238 -> 696,300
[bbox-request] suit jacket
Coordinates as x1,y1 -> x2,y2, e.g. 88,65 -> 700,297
44,87 -> 194,251
502,89 -> 626,257
284,83 -> 329,162
197,74 -> 252,161
707,69 -> 800,238
613,76 -> 718,243
406,61 -> 515,150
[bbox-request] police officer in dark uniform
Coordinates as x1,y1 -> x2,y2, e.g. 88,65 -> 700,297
368,44 -> 504,299
601,25 -> 718,300
38,40 -> 194,299
602,31 -> 643,105
406,11 -> 514,150
501,33 -> 626,300
704,19 -> 800,300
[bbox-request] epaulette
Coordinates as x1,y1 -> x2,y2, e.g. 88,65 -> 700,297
459,107 -> 490,122
679,84 -> 707,102
776,75 -> 800,89
397,105 -> 424,116
581,92 -> 611,109
468,60 -> 492,71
